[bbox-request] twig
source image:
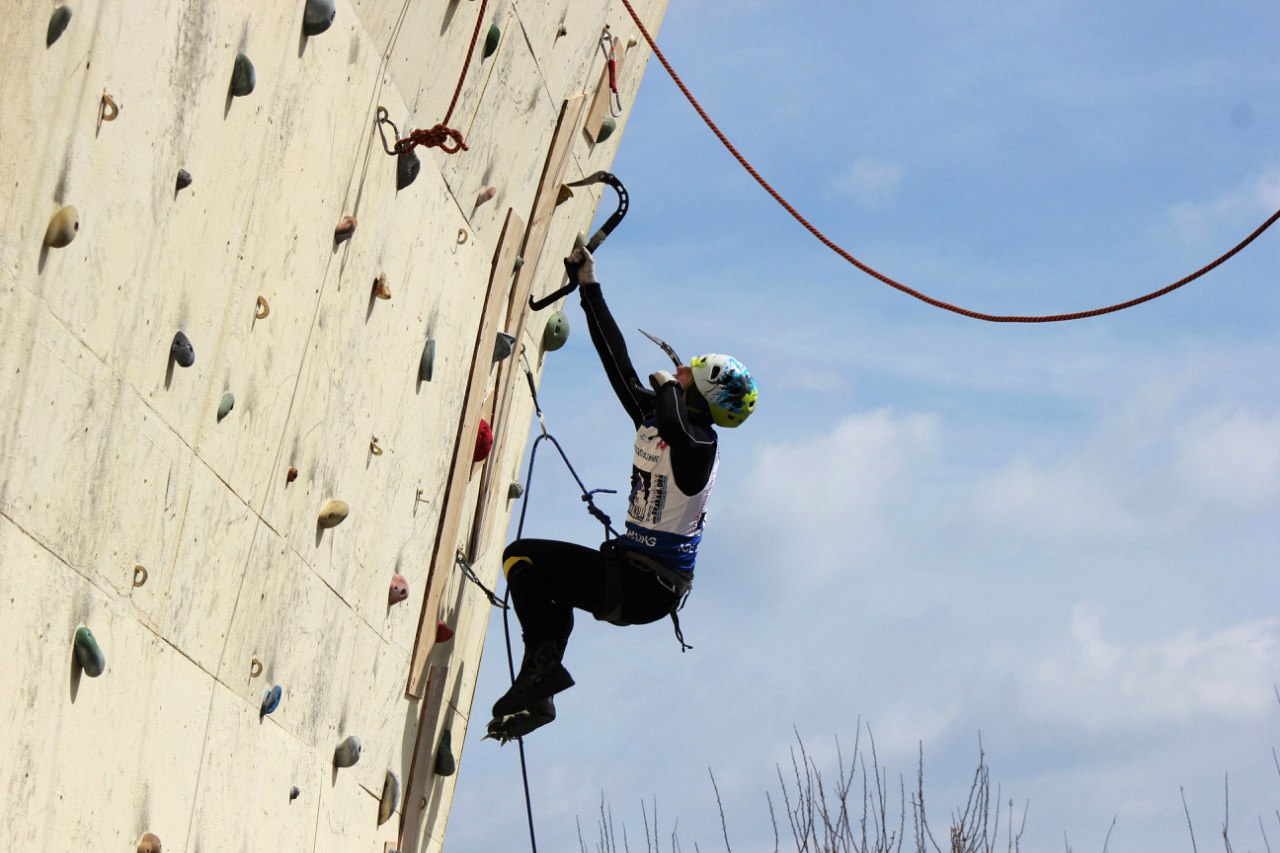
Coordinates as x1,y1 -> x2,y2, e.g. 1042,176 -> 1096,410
1181,786 -> 1199,853
708,769 -> 734,853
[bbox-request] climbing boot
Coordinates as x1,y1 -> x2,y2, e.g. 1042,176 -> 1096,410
491,640 -> 574,717
485,697 -> 556,743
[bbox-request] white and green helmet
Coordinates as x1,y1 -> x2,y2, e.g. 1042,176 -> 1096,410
690,353 -> 758,428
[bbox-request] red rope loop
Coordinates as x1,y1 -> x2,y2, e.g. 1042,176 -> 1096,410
394,124 -> 469,155
618,0 -> 1279,324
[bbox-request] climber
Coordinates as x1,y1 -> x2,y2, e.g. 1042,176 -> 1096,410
487,246 -> 758,741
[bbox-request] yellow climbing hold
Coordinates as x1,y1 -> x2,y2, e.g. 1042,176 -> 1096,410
44,205 -> 79,248
318,500 -> 349,528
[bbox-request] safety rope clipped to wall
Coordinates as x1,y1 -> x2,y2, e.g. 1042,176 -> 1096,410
618,0 -> 1280,324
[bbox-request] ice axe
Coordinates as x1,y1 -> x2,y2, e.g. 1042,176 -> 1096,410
638,328 -> 682,368
529,171 -> 630,310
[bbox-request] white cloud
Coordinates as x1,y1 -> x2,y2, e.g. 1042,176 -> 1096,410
833,157 -> 903,209
1158,167 -> 1280,245
1022,605 -> 1280,730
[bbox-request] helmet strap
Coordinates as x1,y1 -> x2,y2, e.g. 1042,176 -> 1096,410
684,384 -> 712,422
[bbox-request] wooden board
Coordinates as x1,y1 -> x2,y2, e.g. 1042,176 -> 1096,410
405,207 -> 526,699
465,93 -> 590,560
398,664 -> 450,853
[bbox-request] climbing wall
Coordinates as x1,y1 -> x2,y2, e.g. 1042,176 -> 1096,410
0,1 -> 668,851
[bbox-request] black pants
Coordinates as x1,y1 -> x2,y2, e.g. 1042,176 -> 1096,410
503,538 -> 683,652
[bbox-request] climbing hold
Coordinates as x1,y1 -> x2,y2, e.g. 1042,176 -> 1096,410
289,786 -> 300,801
302,0 -> 336,36
473,419 -> 493,462
543,310 -> 569,351
286,466 -> 298,484
555,184 -> 574,206
47,6 -> 72,47
369,436 -> 382,456
254,295 -> 270,319
260,684 -> 282,717
334,215 -> 357,244
388,574 -> 409,606
492,331 -> 516,363
229,53 -> 255,97
43,205 -> 79,248
483,24 -> 500,58
419,339 -> 435,382
396,149 -> 420,190
132,565 -> 148,588
73,625 -> 105,677
373,274 -> 391,300
318,499 -> 349,528
435,620 -> 454,643
456,228 -> 468,245
170,331 -> 195,367
135,832 -> 162,853
99,92 -> 119,123
574,231 -> 587,249
250,658 -> 263,678
435,729 -> 456,776
508,482 -> 524,499
596,116 -> 617,143
333,735 -> 362,768
477,186 -> 497,206
175,169 -> 192,192
217,392 -> 235,422
513,256 -> 524,272
378,770 -> 400,825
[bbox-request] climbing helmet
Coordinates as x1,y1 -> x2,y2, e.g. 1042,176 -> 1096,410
690,354 -> 758,428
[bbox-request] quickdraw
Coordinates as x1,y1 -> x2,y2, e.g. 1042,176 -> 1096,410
600,28 -> 623,117
529,171 -> 629,310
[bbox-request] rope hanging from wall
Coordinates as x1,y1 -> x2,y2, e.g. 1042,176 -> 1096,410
618,0 -> 1280,324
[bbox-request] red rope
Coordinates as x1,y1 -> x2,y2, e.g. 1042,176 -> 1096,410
394,0 -> 490,156
619,0 -> 1280,323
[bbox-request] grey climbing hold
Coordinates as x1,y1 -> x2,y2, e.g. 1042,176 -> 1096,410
135,832 -> 162,853
378,770 -> 400,825
508,482 -> 524,499
492,331 -> 516,363
230,53 -> 255,97
396,150 -> 420,190
217,392 -> 235,422
289,786 -> 300,801
513,256 -> 524,272
302,0 -> 336,36
483,24 -> 500,58
333,735 -> 362,768
419,339 -> 435,382
73,625 -> 105,677
170,331 -> 195,367
175,169 -> 192,192
43,205 -> 79,248
596,116 -> 617,143
543,310 -> 569,351
47,6 -> 72,47
260,684 -> 282,717
435,729 -> 456,776
318,499 -> 349,528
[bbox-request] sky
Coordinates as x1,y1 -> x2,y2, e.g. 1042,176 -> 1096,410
449,2 -> 1280,851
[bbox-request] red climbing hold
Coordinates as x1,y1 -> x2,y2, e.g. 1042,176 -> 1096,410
473,419 -> 493,462
389,574 -> 409,606
435,620 -> 454,643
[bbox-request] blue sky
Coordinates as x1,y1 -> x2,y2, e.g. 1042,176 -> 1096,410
450,2 -> 1280,850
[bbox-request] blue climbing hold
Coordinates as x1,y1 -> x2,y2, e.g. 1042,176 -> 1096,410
170,331 -> 195,367
260,684 -> 282,717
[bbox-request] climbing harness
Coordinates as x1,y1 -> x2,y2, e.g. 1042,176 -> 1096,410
617,0 -> 1280,323
529,171 -> 630,309
374,0 -> 489,156
600,28 -> 624,118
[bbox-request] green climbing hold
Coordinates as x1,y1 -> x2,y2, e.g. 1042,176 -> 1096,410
318,499 -> 349,528
47,6 -> 72,47
596,116 -> 617,143
435,729 -> 456,776
44,205 -> 79,248
378,770 -> 400,825
419,339 -> 435,382
217,392 -> 234,422
492,331 -> 516,363
302,0 -> 336,36
230,53 -> 255,97
74,625 -> 105,677
396,149 -> 421,190
573,231 -> 587,249
483,24 -> 500,58
333,735 -> 362,768
543,310 -> 569,351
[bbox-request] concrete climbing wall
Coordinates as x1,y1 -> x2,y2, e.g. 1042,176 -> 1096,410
0,1 -> 669,851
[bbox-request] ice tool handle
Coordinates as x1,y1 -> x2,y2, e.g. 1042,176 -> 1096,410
529,172 -> 629,310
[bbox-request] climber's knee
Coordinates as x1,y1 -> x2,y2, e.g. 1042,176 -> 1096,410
503,554 -> 533,579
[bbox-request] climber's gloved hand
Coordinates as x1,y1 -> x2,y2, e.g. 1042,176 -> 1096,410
563,246 -> 599,286
649,369 -> 678,391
